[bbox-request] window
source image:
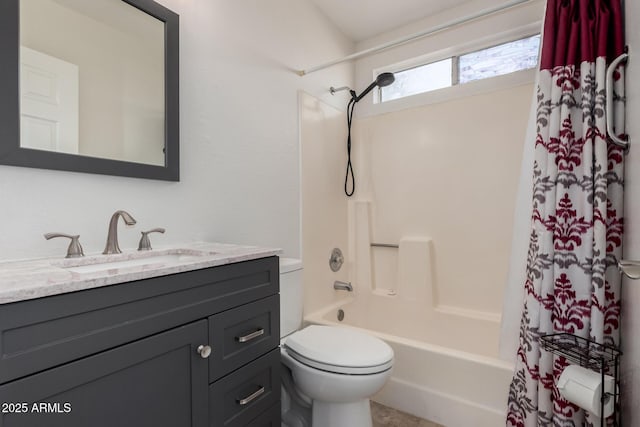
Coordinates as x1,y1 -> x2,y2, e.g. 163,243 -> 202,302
379,34 -> 540,103
378,58 -> 452,103
458,34 -> 541,83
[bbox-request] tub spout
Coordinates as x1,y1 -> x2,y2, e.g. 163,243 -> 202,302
333,280 -> 353,292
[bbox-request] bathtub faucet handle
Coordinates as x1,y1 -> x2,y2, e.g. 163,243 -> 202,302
329,248 -> 344,272
333,280 -> 353,292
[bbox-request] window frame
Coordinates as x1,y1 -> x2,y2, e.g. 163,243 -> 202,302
374,28 -> 541,105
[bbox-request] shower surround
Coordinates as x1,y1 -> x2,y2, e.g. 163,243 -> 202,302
349,83 -> 533,316
300,81 -> 532,424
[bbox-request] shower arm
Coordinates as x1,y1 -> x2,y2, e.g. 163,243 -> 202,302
330,86 -> 352,95
331,73 -> 395,101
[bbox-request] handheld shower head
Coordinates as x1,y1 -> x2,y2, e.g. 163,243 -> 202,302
376,72 -> 395,87
342,72 -> 395,197
353,72 -> 395,102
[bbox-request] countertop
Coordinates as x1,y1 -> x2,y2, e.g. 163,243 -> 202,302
0,242 -> 281,304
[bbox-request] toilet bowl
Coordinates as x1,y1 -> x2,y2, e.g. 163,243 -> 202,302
279,258 -> 394,427
281,325 -> 393,427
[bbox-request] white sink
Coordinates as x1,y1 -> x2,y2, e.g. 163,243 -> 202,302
57,250 -> 214,275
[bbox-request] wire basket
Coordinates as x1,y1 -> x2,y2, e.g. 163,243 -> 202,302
539,333 -> 621,371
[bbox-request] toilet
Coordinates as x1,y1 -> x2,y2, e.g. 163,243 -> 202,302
279,258 -> 394,427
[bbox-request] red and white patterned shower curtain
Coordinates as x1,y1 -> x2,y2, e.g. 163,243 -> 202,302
506,0 -> 625,426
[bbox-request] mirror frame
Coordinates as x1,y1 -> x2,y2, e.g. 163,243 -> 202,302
0,0 -> 179,181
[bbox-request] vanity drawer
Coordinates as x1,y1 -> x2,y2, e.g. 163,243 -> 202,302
0,257 -> 278,384
209,295 -> 279,382
209,348 -> 280,427
245,402 -> 280,427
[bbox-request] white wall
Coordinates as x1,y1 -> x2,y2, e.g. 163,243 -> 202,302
622,0 -> 640,423
0,0 -> 353,261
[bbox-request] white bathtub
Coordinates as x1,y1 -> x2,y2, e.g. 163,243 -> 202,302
304,295 -> 514,427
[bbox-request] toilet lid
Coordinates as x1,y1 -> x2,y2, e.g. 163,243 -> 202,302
284,325 -> 394,375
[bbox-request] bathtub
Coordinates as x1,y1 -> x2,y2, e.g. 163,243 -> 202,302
304,295 -> 514,427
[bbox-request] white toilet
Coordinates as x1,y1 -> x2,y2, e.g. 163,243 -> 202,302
279,258 -> 394,427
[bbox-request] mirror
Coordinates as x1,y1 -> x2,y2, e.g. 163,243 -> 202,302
0,0 -> 179,181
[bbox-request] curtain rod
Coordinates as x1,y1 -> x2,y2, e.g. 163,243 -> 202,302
296,0 -> 532,76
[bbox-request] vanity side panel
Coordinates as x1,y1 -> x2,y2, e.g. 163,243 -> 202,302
0,256 -> 278,384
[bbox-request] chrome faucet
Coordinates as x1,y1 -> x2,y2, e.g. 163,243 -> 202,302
333,280 -> 353,292
103,210 -> 137,254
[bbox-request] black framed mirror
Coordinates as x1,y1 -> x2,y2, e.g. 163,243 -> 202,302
0,0 -> 179,181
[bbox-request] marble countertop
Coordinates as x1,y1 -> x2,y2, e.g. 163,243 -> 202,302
0,242 -> 281,305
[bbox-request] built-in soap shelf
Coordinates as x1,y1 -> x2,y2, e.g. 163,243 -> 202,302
540,333 -> 621,427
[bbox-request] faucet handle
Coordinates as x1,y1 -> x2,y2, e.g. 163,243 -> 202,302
138,228 -> 165,251
44,233 -> 85,258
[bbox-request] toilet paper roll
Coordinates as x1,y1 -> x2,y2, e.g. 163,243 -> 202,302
557,365 -> 615,418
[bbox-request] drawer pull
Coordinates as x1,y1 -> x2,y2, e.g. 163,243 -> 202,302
236,328 -> 265,343
237,386 -> 265,406
197,345 -> 212,359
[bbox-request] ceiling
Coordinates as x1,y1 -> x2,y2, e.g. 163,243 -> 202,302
309,0 -> 476,42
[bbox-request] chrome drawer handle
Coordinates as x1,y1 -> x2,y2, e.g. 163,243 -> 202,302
236,328 -> 264,343
237,386 -> 265,406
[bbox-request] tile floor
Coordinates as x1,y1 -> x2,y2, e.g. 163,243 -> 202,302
371,402 -> 443,427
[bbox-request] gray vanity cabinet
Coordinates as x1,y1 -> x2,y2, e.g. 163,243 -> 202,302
0,320 -> 209,427
0,256 -> 281,427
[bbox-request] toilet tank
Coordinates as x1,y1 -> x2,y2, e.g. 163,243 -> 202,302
279,257 -> 303,339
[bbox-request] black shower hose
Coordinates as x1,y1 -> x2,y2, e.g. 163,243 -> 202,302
345,97 -> 357,197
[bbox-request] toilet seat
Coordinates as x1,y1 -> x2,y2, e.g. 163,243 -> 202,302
283,325 -> 393,375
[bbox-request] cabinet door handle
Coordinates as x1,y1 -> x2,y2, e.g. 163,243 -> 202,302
236,328 -> 264,343
237,386 -> 265,406
197,345 -> 212,359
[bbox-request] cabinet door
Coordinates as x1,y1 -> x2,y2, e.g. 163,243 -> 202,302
0,320 -> 209,427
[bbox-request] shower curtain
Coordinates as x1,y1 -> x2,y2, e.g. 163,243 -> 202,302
505,0 -> 625,426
